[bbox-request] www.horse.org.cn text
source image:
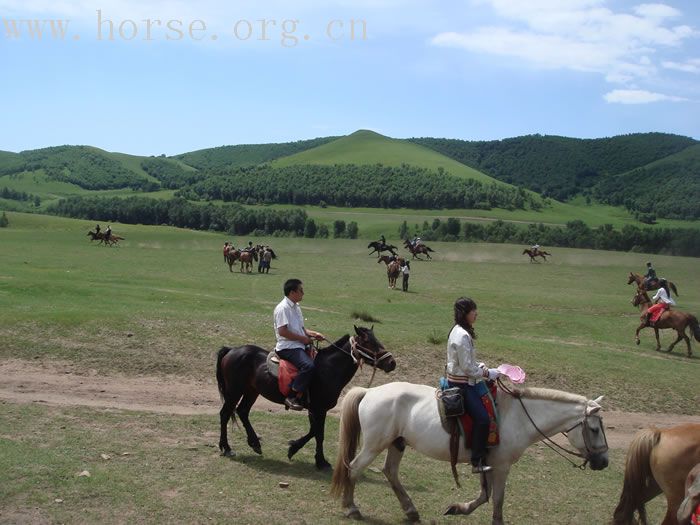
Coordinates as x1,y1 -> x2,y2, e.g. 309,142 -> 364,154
1,11 -> 368,47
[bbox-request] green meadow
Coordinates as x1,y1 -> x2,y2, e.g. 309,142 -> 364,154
1,211 -> 699,524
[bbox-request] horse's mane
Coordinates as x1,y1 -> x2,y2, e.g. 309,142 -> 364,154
509,386 -> 586,404
327,334 -> 351,350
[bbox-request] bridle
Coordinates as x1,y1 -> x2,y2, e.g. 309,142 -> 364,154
497,379 -> 609,469
321,335 -> 394,387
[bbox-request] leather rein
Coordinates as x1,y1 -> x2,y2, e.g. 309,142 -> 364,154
496,378 -> 608,470
320,336 -> 393,388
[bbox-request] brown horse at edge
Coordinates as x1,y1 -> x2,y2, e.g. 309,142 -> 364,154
612,423 -> 700,525
631,289 -> 700,357
628,272 -> 679,297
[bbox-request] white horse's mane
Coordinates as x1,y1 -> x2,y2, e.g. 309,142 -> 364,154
509,386 -> 587,404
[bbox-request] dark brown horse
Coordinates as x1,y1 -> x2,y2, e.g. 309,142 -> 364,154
367,241 -> 398,257
631,290 -> 700,357
403,239 -> 434,260
522,248 -> 551,262
627,272 -> 679,297
612,424 -> 700,525
87,230 -> 124,246
216,326 -> 396,470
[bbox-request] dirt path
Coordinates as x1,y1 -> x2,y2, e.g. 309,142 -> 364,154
2,359 -> 698,450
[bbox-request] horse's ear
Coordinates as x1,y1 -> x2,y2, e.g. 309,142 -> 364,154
587,396 -> 604,415
370,324 -> 374,332
354,325 -> 360,335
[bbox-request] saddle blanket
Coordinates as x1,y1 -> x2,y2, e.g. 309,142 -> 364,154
267,348 -> 317,397
438,381 -> 499,448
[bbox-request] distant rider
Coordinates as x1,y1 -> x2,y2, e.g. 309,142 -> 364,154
643,261 -> 657,290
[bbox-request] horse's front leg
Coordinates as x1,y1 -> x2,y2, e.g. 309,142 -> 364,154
287,412 -> 317,462
635,323 -> 645,345
311,412 -> 331,470
444,469 -> 493,517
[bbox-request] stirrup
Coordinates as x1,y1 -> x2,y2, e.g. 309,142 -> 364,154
471,463 -> 493,474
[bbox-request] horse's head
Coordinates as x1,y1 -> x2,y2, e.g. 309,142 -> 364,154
565,396 -> 609,471
627,272 -> 637,285
367,241 -> 377,249
632,289 -> 650,307
522,249 -> 529,255
352,325 -> 396,373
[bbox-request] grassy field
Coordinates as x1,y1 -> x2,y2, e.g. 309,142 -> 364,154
1,211 -> 699,524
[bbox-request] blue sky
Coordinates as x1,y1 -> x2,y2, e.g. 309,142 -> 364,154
1,0 -> 699,155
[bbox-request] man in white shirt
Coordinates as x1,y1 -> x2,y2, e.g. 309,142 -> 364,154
273,278 -> 325,410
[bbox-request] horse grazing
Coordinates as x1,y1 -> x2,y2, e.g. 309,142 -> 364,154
216,326 -> 396,470
627,272 -> 679,297
367,241 -> 397,257
632,289 -> 699,357
612,424 -> 700,525
403,239 -> 434,260
386,260 -> 400,289
522,248 -> 551,262
331,382 -> 608,524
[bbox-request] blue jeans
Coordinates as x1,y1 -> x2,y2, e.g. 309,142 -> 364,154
276,347 -> 315,395
448,380 -> 490,465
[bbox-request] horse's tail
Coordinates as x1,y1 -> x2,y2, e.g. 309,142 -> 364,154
612,427 -> 661,525
670,281 -> 679,297
689,314 -> 700,342
426,246 -> 435,252
216,347 -> 233,401
331,387 -> 368,498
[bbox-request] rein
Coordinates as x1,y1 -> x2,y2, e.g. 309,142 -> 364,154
496,379 -> 607,470
321,336 -> 393,388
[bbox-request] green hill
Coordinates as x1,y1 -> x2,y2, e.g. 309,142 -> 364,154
410,133 -> 697,200
273,130 -> 505,186
594,143 -> 700,220
173,136 -> 340,170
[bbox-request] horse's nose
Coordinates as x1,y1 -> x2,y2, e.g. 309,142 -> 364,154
589,454 -> 608,471
385,360 -> 397,373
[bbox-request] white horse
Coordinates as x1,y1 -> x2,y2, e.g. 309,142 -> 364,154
331,381 -> 609,524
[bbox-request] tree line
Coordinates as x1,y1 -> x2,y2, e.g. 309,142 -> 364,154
45,195 -> 357,238
402,218 -> 700,257
175,163 -> 544,211
1,187 -> 41,206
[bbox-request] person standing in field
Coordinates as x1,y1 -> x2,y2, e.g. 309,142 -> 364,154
400,260 -> 410,292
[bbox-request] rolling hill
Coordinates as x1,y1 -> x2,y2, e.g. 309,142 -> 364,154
272,130 -> 505,186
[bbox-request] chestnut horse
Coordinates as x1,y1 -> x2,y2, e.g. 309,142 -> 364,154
522,248 -> 551,262
627,272 -> 679,297
377,255 -> 406,266
386,260 -> 400,289
216,326 -> 395,470
631,289 -> 700,357
613,424 -> 700,525
226,249 -> 257,273
403,239 -> 434,260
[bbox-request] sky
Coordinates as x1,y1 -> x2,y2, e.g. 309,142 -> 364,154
1,0 -> 699,155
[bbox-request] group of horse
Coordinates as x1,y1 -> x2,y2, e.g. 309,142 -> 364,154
215,323 -> 699,524
368,239 -> 434,289
225,244 -> 276,273
86,229 -> 124,246
627,272 -> 699,357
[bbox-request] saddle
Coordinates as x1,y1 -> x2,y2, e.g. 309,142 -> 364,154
437,382 -> 499,484
266,348 -> 317,398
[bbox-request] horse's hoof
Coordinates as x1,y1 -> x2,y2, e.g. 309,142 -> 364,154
406,510 -> 420,522
444,504 -> 460,516
345,508 -> 363,520
316,459 -> 332,471
636,340 -> 640,345
221,449 -> 236,458
250,443 -> 262,455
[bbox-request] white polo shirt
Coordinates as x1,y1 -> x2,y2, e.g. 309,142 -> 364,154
273,296 -> 306,351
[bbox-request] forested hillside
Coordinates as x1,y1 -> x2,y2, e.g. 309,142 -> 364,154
177,164 -> 543,210
593,144 -> 700,220
410,133 -> 697,201
172,137 -> 340,170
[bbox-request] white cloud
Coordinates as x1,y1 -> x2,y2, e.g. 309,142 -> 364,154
432,1 -> 696,88
662,58 -> 700,73
603,88 -> 687,104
